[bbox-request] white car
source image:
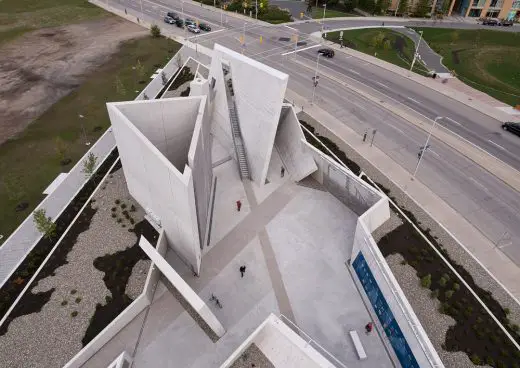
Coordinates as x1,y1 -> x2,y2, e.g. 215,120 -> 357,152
187,24 -> 200,34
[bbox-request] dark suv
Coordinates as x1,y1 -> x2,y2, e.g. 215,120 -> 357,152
167,12 -> 180,20
499,19 -> 513,26
502,122 -> 520,137
482,18 -> 498,25
318,48 -> 334,58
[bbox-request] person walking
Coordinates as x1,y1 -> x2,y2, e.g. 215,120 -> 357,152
239,265 -> 246,277
236,200 -> 242,212
365,322 -> 373,334
281,166 -> 285,178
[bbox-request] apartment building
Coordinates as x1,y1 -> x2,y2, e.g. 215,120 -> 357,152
449,0 -> 520,18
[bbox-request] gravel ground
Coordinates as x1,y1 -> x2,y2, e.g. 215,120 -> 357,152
297,111 -> 520,331
230,343 -> 275,368
0,167 -> 150,368
386,253 -> 486,368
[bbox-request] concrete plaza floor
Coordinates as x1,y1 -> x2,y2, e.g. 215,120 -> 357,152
83,147 -> 393,368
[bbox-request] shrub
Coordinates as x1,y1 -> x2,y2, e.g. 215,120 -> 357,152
75,297 -> 82,303
130,204 -> 136,212
71,311 -> 78,317
400,259 -> 407,265
511,323 -> 519,332
470,354 -> 481,364
504,307 -> 511,315
121,203 -> 127,209
445,290 -> 454,299
452,283 -> 460,291
105,295 -> 112,303
420,274 -> 431,288
115,199 -> 121,204
111,213 -> 116,218
33,209 -> 57,240
111,207 -> 116,212
441,273 -> 450,281
117,218 -> 122,223
129,218 -> 135,225
430,289 -> 439,299
485,356 -> 495,366
497,361 -> 506,368
70,289 -> 77,295
150,24 -> 161,38
439,277 -> 448,287
61,300 -> 68,306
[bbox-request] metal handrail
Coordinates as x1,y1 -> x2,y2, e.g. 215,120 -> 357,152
278,314 -> 348,368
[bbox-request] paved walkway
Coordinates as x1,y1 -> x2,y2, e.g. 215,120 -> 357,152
0,130 -> 115,287
286,87 -> 520,303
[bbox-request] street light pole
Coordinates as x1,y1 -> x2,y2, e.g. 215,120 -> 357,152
221,5 -> 224,25
410,30 -> 423,71
242,22 -> 246,54
394,0 -> 399,16
256,0 -> 258,19
321,4 -> 327,33
311,53 -> 321,105
78,114 -> 90,146
139,0 -> 144,15
412,116 -> 443,178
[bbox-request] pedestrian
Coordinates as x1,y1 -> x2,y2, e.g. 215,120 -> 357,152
239,265 -> 246,277
236,200 -> 242,212
281,166 -> 285,178
382,21 -> 385,26
125,8 -> 127,14
365,322 -> 373,334
363,130 -> 368,142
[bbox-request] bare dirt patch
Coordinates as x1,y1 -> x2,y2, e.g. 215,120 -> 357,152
0,17 -> 146,144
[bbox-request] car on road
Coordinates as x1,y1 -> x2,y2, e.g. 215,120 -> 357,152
164,16 -> 176,25
187,24 -> 201,34
175,19 -> 184,27
199,23 -> 211,32
167,11 -> 180,20
502,122 -> 520,137
499,19 -> 514,26
318,48 -> 334,58
482,18 -> 499,25
185,18 -> 196,26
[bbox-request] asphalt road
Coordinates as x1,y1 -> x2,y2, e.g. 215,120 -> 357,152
106,0 -> 520,265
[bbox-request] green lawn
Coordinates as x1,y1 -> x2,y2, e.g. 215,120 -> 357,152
311,8 -> 355,18
414,28 -> 520,107
325,28 -> 431,76
0,36 -> 181,245
0,0 -> 110,44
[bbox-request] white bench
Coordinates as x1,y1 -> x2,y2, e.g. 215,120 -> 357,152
349,330 -> 368,360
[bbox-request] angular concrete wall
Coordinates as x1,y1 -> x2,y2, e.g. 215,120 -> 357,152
107,100 -> 204,273
274,105 -> 317,182
210,45 -> 289,186
188,80 -> 213,251
115,98 -> 201,172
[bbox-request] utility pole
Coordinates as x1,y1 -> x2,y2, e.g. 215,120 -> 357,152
321,4 -> 327,33
256,0 -> 258,19
139,0 -> 144,15
410,30 -> 423,71
311,53 -> 321,104
242,22 -> 246,54
394,0 -> 399,16
221,5 -> 224,25
412,116 -> 443,178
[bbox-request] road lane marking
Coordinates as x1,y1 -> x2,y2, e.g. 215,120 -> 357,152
348,69 -> 360,75
375,81 -> 390,89
387,124 -> 405,135
488,140 -> 506,151
188,29 -> 225,39
429,150 -> 440,157
443,117 -> 461,126
281,44 -> 320,56
469,176 -> 490,192
284,25 -> 298,31
407,96 -> 421,104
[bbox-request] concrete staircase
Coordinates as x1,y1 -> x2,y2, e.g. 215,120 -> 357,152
223,66 -> 251,180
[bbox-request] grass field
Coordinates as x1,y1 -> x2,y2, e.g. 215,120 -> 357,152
0,0 -> 110,44
0,36 -> 181,245
414,28 -> 520,107
325,28 -> 431,76
311,8 -> 355,18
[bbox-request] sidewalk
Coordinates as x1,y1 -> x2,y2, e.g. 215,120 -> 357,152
285,87 -> 520,305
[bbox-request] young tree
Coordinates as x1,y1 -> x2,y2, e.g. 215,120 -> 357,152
397,0 -> 409,15
33,209 -> 57,240
135,59 -> 145,82
450,30 -> 459,45
441,0 -> 450,14
82,152 -> 98,178
379,0 -> 391,13
150,24 -> 161,38
115,76 -> 126,97
413,0 -> 430,17
369,31 -> 385,48
54,136 -> 69,162
161,71 -> 168,86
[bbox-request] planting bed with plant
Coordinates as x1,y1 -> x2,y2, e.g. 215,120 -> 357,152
0,164 -> 157,368
299,119 -> 520,367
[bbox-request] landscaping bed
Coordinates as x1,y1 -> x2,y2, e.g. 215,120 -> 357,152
0,148 -> 118,322
0,164 -> 157,368
298,115 -> 520,367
